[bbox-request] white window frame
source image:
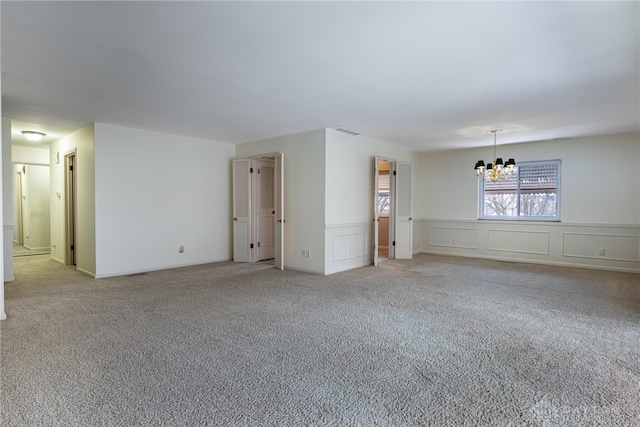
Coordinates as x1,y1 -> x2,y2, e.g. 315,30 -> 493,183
478,160 -> 561,221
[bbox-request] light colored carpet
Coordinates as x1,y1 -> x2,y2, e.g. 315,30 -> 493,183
1,254 -> 639,426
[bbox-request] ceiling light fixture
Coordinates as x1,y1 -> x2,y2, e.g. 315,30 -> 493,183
21,131 -> 46,142
474,130 -> 516,182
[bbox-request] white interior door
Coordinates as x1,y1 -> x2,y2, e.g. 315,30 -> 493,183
233,159 -> 251,263
258,159 -> 275,261
394,162 -> 413,259
373,157 -> 381,266
274,153 -> 285,270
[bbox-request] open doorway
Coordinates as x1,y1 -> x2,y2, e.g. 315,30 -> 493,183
374,157 -> 413,266
232,152 -> 284,269
376,159 -> 393,264
65,151 -> 77,266
254,158 -> 276,262
12,164 -> 51,257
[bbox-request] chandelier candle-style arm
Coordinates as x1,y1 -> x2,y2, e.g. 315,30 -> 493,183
474,129 -> 516,182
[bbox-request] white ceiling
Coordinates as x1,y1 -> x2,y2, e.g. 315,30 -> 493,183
2,1 -> 639,151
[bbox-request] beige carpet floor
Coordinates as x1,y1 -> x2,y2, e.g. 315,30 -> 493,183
1,254 -> 639,426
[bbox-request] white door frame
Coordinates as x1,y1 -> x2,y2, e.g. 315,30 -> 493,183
374,156 -> 396,265
253,158 -> 276,262
233,152 -> 284,270
64,150 -> 77,266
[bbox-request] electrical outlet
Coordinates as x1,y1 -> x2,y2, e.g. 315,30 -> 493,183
179,245 -> 184,253
598,248 -> 605,256
452,239 -> 456,246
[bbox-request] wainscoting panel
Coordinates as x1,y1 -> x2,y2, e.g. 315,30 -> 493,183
429,226 -> 478,249
332,233 -> 368,262
488,229 -> 550,255
563,233 -> 639,262
416,219 -> 640,273
325,222 -> 371,275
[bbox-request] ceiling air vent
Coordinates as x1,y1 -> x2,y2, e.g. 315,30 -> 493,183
333,127 -> 360,136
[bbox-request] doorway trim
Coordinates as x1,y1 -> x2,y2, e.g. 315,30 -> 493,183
15,170 -> 24,246
373,156 -> 413,265
232,152 -> 285,269
64,149 -> 77,266
374,156 -> 396,266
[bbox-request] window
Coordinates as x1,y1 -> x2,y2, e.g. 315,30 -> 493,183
378,172 -> 390,214
479,160 -> 561,220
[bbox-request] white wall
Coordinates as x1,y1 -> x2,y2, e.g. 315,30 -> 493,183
1,82 -> 6,319
236,130 -> 326,274
94,123 -> 235,278
418,132 -> 640,223
2,118 -> 12,284
14,164 -> 51,250
415,131 -> 640,272
325,130 -> 417,224
50,124 -> 96,276
12,145 -> 50,165
324,130 -> 417,274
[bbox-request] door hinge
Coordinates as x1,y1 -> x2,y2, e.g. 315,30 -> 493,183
392,241 -> 396,246
258,168 -> 261,174
70,245 -> 74,250
69,165 -> 74,171
250,243 -> 254,249
393,170 -> 396,175
258,242 -> 261,247
250,168 -> 254,173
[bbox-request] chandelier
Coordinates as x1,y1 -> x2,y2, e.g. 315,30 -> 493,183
474,129 -> 516,182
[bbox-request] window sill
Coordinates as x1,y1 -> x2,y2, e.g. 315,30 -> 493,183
477,217 -> 561,222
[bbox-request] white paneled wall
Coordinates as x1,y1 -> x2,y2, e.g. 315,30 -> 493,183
325,222 -> 370,274
416,219 -> 640,273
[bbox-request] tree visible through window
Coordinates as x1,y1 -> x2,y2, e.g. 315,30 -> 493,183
378,172 -> 390,214
480,160 -> 560,220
